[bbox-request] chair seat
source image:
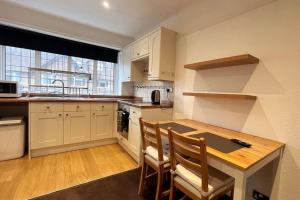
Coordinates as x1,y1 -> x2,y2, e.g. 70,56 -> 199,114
175,164 -> 234,199
145,146 -> 169,161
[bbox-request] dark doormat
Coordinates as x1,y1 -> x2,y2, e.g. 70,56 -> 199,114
30,168 -> 231,200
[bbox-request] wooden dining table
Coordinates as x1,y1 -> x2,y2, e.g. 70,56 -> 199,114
154,119 -> 285,200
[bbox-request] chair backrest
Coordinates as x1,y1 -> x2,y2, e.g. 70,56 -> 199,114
139,118 -> 164,161
167,128 -> 209,192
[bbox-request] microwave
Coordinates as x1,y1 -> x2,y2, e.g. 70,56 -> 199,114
0,80 -> 21,97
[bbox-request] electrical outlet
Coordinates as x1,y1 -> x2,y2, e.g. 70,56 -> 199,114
166,88 -> 173,93
253,190 -> 269,200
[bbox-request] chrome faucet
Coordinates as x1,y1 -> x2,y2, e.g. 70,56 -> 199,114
52,79 -> 65,97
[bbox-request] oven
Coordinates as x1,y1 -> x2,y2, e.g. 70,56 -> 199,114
117,103 -> 130,139
0,80 -> 21,97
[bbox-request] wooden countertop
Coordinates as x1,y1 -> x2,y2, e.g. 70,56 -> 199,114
156,119 -> 284,170
118,100 -> 173,109
0,96 -> 132,103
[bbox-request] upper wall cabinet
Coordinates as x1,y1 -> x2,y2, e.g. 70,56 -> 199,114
120,27 -> 177,82
132,36 -> 149,60
121,45 -> 133,82
148,27 -> 177,81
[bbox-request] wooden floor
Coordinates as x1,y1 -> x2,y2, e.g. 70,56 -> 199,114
0,144 -> 138,200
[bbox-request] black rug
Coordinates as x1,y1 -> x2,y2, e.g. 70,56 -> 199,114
30,168 -> 230,200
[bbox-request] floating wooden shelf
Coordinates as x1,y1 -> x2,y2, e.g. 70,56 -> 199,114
183,92 -> 257,100
184,54 -> 259,70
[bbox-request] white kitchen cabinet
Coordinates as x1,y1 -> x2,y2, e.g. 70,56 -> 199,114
128,117 -> 141,158
132,36 -> 149,60
91,110 -> 113,140
121,45 -> 133,82
148,27 -> 176,81
30,112 -> 64,149
119,106 -> 173,164
64,111 -> 91,144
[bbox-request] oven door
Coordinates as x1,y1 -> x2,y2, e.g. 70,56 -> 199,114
117,110 -> 129,139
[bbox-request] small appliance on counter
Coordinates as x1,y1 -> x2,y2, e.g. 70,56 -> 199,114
151,90 -> 160,105
0,80 -> 21,97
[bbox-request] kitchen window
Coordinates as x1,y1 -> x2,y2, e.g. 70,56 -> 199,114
0,45 -> 117,95
4,46 -> 35,92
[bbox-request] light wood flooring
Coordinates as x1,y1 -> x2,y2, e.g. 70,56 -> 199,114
0,144 -> 138,200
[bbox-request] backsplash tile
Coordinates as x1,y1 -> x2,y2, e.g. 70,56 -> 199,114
133,81 -> 174,103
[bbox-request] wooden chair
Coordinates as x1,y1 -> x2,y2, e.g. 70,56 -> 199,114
167,128 -> 235,200
138,118 -> 170,200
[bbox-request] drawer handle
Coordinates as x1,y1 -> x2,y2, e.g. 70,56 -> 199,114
137,53 -> 140,56
58,114 -> 62,117
133,111 -> 136,114
46,106 -> 50,109
77,105 -> 80,109
66,114 -> 69,117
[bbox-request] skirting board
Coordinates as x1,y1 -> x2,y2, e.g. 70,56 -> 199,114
30,138 -> 118,158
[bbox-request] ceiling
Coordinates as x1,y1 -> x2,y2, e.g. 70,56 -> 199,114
4,0 -> 196,37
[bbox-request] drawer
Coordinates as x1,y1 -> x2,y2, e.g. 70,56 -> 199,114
91,102 -> 114,111
30,103 -> 63,113
63,103 -> 90,112
130,106 -> 141,119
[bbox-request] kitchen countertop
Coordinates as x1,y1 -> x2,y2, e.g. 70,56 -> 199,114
0,96 -> 173,109
117,99 -> 173,109
0,96 -> 135,103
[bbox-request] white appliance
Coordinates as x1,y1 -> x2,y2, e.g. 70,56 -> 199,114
0,80 -> 21,97
0,117 -> 25,161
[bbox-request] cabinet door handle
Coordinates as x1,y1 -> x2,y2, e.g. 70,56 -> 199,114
58,114 -> 62,117
66,114 -> 69,117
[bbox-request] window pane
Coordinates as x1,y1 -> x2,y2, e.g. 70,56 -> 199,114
69,57 -> 93,95
39,52 -> 69,93
5,46 -> 35,92
95,61 -> 115,95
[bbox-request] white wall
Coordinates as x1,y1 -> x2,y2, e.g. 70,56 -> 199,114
172,0 -> 300,199
0,1 -> 133,49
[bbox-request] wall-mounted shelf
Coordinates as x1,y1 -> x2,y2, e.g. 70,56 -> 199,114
184,54 -> 259,70
30,68 -> 92,80
183,92 -> 257,100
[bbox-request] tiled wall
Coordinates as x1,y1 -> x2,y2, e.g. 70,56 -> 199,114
133,81 -> 174,103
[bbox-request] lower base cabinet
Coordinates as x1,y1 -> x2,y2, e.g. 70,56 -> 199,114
128,116 -> 141,159
30,102 -> 115,154
91,110 -> 113,140
118,107 -> 173,164
64,111 -> 91,144
30,112 -> 64,149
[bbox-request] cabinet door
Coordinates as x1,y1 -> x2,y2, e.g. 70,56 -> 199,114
64,111 -> 91,144
128,118 -> 141,157
122,46 -> 133,82
133,37 -> 149,59
91,110 -> 113,140
149,30 -> 161,79
30,112 -> 63,149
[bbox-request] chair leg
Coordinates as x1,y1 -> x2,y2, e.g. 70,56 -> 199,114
169,173 -> 175,200
138,161 -> 147,196
230,187 -> 234,200
155,166 -> 164,200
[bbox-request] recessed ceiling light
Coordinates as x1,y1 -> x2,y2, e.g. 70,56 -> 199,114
102,1 -> 110,9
